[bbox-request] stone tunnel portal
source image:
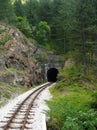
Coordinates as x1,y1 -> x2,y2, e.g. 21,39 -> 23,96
47,68 -> 59,82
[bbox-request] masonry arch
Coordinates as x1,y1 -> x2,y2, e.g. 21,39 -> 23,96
47,68 -> 59,82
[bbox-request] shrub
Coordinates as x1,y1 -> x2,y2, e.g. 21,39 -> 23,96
91,91 -> 97,109
0,29 -> 5,34
35,21 -> 51,44
47,98 -> 97,130
16,16 -> 32,37
47,92 -> 94,130
62,110 -> 97,130
0,34 -> 12,45
59,64 -> 84,79
47,58 -> 97,130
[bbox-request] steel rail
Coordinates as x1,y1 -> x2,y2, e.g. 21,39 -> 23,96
0,82 -> 52,130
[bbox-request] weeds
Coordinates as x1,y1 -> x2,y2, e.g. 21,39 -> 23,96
0,33 -> 12,45
47,64 -> 97,130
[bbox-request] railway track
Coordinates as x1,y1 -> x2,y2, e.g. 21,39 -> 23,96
0,82 -> 52,130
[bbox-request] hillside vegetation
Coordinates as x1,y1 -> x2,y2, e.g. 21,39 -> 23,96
1,0 -> 97,74
47,53 -> 97,130
0,83 -> 30,107
0,0 -> 97,76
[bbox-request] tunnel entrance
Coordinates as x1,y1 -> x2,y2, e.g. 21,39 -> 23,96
47,68 -> 59,82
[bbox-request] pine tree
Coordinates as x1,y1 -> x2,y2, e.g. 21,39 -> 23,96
75,0 -> 97,74
25,0 -> 39,25
39,0 -> 53,24
14,0 -> 25,17
0,0 -> 16,23
50,0 -> 76,53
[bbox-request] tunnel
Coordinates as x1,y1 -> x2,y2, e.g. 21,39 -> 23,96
47,68 -> 59,82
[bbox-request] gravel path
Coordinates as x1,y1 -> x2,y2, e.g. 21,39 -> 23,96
0,83 -> 55,130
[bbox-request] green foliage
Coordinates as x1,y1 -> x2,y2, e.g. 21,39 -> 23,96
37,52 -> 47,61
3,92 -> 11,99
0,29 -> 5,34
1,0 -> 97,60
90,91 -> 97,109
10,0 -> 97,64
14,0 -> 25,17
62,109 -> 97,130
25,0 -> 39,25
0,0 -> 16,24
16,16 -> 32,37
47,94 -> 95,130
0,34 -> 12,45
51,0 -> 76,53
47,60 -> 97,130
47,84 -> 96,129
5,68 -> 16,74
59,64 -> 84,79
35,21 -> 51,44
43,42 -> 54,51
0,83 -> 32,107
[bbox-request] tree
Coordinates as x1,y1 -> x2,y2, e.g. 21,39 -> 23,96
14,0 -> 25,17
38,0 -> 53,24
50,0 -> 76,53
25,0 -> 39,25
75,0 -> 97,74
0,0 -> 16,23
35,21 -> 51,44
16,16 -> 32,37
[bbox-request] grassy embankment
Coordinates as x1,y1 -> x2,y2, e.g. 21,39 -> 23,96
0,82 -> 32,107
47,54 -> 97,130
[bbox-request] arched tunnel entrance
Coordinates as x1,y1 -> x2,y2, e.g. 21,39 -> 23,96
47,68 -> 59,82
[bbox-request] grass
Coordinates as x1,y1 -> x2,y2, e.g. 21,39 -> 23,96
49,79 -> 93,111
0,83 -> 32,107
0,33 -> 12,46
47,63 -> 97,130
0,29 -> 5,34
0,68 -> 27,75
47,82 -> 97,130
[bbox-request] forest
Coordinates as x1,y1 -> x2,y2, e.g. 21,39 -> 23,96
1,0 -> 97,129
0,0 -> 97,76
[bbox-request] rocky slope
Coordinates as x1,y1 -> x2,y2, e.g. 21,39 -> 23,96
0,23 -> 42,86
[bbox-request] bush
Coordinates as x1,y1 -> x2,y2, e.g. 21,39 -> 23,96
47,97 -> 97,130
62,110 -> 97,130
16,16 -> 32,37
47,58 -> 97,130
35,21 -> 51,44
59,64 -> 84,79
91,91 -> 97,109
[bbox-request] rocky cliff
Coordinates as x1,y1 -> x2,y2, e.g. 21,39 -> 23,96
0,23 -> 42,86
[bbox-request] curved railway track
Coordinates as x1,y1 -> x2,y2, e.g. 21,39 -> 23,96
0,82 -> 52,130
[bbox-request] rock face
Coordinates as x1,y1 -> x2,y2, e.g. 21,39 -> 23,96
0,23 -> 42,86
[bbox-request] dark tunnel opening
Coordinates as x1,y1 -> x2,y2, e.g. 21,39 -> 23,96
47,68 -> 59,82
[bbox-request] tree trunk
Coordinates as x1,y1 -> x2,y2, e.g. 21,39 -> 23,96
81,22 -> 87,75
63,30 -> 67,54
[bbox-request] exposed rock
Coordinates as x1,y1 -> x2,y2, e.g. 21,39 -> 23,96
0,23 -> 42,86
0,22 -> 65,86
0,73 -> 14,84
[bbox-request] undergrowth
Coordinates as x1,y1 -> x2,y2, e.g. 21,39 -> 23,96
0,33 -> 12,45
47,63 -> 97,130
0,83 -> 31,107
